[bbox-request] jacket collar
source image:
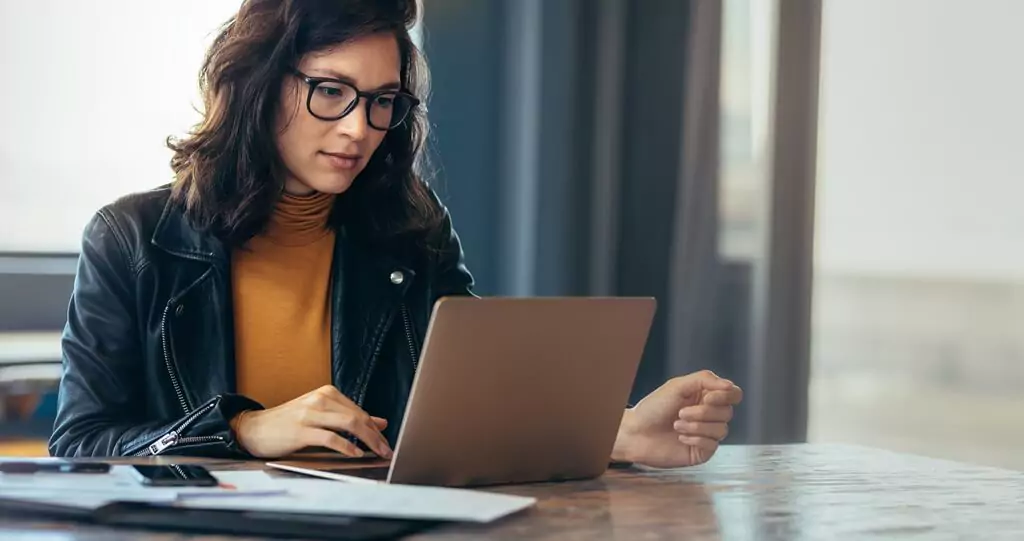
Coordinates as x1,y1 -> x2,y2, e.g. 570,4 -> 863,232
149,195 -> 416,279
150,196 -> 228,268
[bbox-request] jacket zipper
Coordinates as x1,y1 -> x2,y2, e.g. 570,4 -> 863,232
158,266 -> 217,417
135,267 -> 219,457
161,303 -> 191,416
354,302 -> 419,406
132,400 -> 222,456
400,303 -> 419,372
355,311 -> 395,407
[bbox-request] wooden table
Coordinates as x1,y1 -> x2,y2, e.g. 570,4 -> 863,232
2,444 -> 1022,539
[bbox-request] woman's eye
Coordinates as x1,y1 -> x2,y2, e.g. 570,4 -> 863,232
375,95 -> 395,108
317,85 -> 346,98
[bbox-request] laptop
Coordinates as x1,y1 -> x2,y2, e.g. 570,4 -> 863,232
268,296 -> 656,487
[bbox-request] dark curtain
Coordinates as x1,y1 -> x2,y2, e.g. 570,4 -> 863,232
421,0 -> 818,444
422,0 -> 729,411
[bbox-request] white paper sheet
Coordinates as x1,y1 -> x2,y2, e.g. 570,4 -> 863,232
1,467 -> 534,523
0,464 -> 285,503
177,471 -> 537,523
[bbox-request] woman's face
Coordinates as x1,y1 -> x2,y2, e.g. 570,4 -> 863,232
275,32 -> 400,196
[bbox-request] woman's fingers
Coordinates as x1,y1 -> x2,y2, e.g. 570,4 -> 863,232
702,387 -> 743,407
302,409 -> 393,458
303,428 -> 365,458
679,404 -> 734,423
301,386 -> 392,458
351,416 -> 393,458
673,420 -> 729,441
678,435 -> 719,455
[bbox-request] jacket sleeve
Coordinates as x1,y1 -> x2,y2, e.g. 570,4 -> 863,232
430,200 -> 476,300
48,210 -> 261,458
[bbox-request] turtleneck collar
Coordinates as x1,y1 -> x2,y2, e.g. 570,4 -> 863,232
263,191 -> 336,246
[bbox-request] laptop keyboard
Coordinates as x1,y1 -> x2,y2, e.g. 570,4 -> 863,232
324,466 -> 390,481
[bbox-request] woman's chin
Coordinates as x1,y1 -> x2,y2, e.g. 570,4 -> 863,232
301,174 -> 357,195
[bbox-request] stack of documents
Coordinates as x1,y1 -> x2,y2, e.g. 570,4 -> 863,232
0,464 -> 536,524
0,466 -> 286,505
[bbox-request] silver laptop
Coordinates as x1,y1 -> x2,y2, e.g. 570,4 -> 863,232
268,296 -> 656,487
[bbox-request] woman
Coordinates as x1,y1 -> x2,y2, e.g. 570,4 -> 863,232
49,0 -> 742,468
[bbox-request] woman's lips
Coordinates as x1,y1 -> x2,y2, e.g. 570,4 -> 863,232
321,151 -> 361,170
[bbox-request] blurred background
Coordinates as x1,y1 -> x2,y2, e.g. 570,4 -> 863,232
0,0 -> 1020,469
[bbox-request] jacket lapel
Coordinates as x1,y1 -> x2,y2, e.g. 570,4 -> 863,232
148,196 -> 416,407
331,230 -> 415,404
150,197 -> 228,270
150,197 -> 234,403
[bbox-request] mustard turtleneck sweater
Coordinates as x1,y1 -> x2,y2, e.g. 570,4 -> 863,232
232,191 -> 336,409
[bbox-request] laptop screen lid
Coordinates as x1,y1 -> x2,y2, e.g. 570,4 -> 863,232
385,296 -> 656,487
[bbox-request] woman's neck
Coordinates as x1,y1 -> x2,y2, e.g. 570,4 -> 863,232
261,190 -> 336,246
284,177 -> 316,196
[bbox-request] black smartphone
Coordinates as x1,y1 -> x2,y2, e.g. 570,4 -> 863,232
129,464 -> 219,487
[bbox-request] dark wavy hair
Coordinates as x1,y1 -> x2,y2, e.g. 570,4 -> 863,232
168,0 -> 442,248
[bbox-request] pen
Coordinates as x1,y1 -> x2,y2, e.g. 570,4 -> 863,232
0,461 -> 111,474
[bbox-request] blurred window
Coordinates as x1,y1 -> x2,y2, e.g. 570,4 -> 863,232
811,0 -> 1024,470
1,1 -> 239,253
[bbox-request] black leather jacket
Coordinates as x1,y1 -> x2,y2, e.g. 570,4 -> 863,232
48,186 -> 474,458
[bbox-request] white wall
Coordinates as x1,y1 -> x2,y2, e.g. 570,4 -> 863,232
816,0 -> 1024,281
0,1 -> 241,253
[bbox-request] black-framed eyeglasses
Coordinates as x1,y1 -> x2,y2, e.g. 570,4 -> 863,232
291,69 -> 420,130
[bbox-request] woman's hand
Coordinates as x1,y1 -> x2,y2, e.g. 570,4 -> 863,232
612,371 -> 742,468
231,385 -> 393,459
